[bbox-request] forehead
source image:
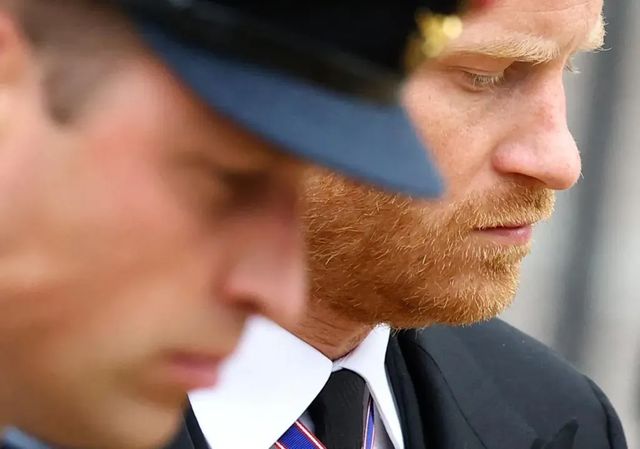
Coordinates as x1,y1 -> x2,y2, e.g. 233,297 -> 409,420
456,0 -> 604,54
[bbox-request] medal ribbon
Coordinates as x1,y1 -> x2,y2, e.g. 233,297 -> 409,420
276,396 -> 376,449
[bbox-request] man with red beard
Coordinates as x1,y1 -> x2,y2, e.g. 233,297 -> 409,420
0,1 -> 453,449
184,1 -> 628,449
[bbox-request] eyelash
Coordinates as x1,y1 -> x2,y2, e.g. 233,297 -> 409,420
463,72 -> 505,90
462,59 -> 579,91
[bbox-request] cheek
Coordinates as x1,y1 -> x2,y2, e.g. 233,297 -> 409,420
1,234 -> 222,393
405,108 -> 484,199
404,74 -> 506,198
0,144 -> 220,363
0,68 -> 240,395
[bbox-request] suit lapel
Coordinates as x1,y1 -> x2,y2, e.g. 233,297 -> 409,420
393,327 -> 577,449
163,404 -> 208,449
386,336 -> 427,449
184,405 -> 210,449
388,331 -> 491,449
162,422 -> 194,449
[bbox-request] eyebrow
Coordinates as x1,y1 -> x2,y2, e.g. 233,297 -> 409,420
443,14 -> 606,64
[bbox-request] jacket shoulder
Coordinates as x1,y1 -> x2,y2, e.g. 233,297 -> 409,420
400,319 -> 627,448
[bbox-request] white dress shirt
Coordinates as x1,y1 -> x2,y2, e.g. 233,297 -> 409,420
189,316 -> 405,449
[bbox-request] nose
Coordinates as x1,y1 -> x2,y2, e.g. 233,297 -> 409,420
492,78 -> 582,191
219,172 -> 307,326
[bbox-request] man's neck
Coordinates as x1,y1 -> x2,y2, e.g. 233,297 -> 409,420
282,303 -> 374,360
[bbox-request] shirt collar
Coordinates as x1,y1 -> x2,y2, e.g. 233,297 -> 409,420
189,316 -> 404,449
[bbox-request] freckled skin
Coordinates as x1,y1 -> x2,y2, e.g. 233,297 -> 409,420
301,0 -> 602,336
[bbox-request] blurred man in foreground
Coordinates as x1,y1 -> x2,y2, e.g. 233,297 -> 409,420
0,1 -> 451,448
186,0 -> 627,448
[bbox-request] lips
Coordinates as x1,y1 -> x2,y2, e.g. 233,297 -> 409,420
474,223 -> 534,245
162,352 -> 226,390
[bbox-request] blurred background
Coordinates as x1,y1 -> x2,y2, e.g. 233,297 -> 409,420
501,1 -> 640,447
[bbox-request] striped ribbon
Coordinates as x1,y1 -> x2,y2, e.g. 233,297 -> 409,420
276,396 -> 376,449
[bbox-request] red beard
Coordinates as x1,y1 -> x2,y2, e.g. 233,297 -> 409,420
303,171 -> 555,328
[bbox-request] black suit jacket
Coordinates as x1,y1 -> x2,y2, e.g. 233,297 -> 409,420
166,319 -> 627,449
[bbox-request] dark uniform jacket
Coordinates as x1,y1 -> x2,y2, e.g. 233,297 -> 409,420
168,319 -> 627,449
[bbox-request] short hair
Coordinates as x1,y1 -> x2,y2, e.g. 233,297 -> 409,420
2,0 -> 138,122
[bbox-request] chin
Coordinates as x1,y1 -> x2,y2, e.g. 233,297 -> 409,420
433,284 -> 518,328
386,297 -> 516,329
377,275 -> 522,330
97,404 -> 185,449
116,421 -> 182,449
29,400 -> 185,449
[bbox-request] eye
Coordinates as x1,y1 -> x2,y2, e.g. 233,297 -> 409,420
461,71 -> 507,91
219,170 -> 272,206
173,154 -> 268,217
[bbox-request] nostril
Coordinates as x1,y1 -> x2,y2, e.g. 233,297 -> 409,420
219,228 -> 307,326
224,295 -> 262,317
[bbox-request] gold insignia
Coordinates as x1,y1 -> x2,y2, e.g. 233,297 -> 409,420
404,11 -> 463,72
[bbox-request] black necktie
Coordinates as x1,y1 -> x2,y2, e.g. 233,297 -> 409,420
307,369 -> 367,449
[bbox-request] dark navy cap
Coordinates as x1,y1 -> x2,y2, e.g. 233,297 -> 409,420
115,1 -> 472,198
